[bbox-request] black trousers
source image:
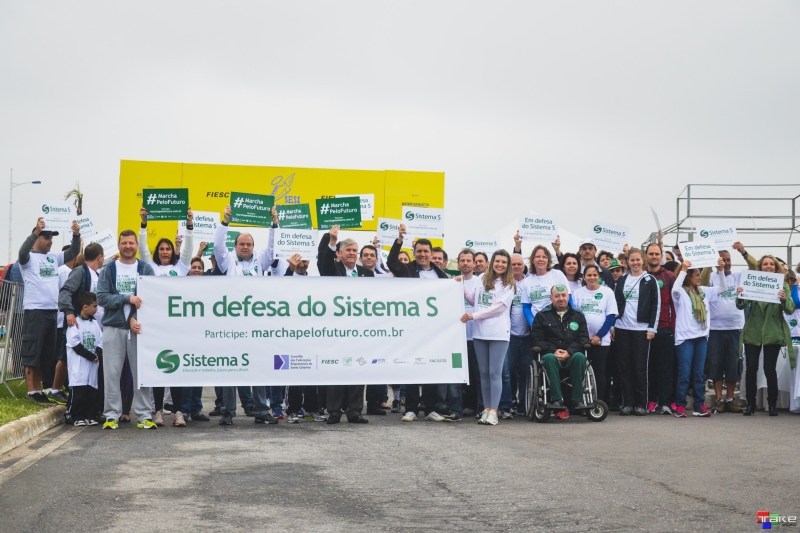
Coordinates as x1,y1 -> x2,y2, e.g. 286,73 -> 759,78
461,341 -> 483,411
647,328 -> 675,406
287,385 -> 322,414
403,384 -> 441,416
616,329 -> 650,408
587,345 -> 610,402
744,344 -> 781,405
153,387 -> 183,413
69,385 -> 97,421
605,341 -> 620,406
366,385 -> 388,408
327,385 -> 364,418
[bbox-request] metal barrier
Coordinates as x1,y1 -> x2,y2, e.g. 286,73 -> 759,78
0,280 -> 25,396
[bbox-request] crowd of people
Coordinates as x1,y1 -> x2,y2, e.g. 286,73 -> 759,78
2,203 -> 797,430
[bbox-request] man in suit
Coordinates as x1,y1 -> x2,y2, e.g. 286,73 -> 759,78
319,225 -> 372,424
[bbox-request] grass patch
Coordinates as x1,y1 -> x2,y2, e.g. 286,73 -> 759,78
0,380 -> 52,427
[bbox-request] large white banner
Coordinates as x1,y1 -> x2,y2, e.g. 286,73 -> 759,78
137,276 -> 468,386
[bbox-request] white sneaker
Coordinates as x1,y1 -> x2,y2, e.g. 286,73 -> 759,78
425,411 -> 446,422
401,412 -> 417,422
478,410 -> 488,424
486,411 -> 499,426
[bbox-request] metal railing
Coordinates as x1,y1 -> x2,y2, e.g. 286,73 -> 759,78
0,280 -> 25,396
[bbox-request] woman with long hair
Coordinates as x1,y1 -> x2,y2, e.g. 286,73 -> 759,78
521,245 -> 569,328
557,252 -> 583,294
572,265 -> 618,402
461,250 -> 516,426
139,207 -> 194,427
736,255 -> 795,416
671,258 -> 726,418
612,248 -> 660,416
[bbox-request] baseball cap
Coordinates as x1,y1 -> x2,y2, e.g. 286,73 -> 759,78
37,225 -> 60,237
609,259 -> 624,271
578,238 -> 596,248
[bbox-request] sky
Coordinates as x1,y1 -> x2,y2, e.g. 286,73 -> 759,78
2,2 -> 799,264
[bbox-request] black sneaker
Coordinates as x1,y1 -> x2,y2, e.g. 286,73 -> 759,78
391,400 -> 401,413
620,406 -> 633,416
366,405 -> 386,415
47,389 -> 69,405
254,413 -> 278,425
634,406 -> 647,416
208,407 -> 223,417
191,413 -> 211,422
219,413 -> 233,425
27,391 -> 51,404
244,407 -> 256,417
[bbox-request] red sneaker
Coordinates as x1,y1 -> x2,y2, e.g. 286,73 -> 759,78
692,405 -> 711,417
674,406 -> 686,418
647,401 -> 657,413
555,410 -> 569,420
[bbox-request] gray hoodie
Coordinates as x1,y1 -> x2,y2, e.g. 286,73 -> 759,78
96,259 -> 154,329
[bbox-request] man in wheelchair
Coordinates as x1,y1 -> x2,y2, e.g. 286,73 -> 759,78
531,284 -> 590,415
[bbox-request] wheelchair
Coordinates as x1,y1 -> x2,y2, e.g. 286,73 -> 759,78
525,345 -> 608,423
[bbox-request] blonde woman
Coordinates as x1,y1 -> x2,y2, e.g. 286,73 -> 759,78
736,255 -> 795,416
461,250 -> 516,426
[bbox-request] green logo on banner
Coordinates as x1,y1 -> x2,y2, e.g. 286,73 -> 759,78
569,322 -> 579,331
156,349 -> 180,374
379,221 -> 389,230
465,240 -> 474,247
42,204 -> 50,214
316,197 -> 362,230
452,353 -> 463,369
700,230 -> 709,238
593,225 -> 602,234
230,191 -> 275,227
275,204 -> 312,229
143,188 -> 189,220
405,211 -> 415,221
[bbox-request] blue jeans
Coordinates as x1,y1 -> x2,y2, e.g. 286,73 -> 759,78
269,386 -> 285,409
675,337 -> 708,410
441,383 -> 463,416
499,335 -> 533,411
215,386 -> 254,410
181,387 -> 203,417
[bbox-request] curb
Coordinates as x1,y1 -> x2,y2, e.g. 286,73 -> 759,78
0,405 -> 66,456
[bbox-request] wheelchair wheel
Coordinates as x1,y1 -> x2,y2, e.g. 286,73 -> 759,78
586,400 -> 608,422
529,360 -> 550,423
526,362 -> 537,421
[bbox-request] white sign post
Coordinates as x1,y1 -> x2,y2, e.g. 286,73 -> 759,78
273,228 -> 318,261
137,276 -> 469,386
738,270 -> 784,304
678,241 -> 719,269
87,228 -> 119,257
178,211 -> 219,241
39,200 -> 74,230
401,207 -> 445,239
76,214 -> 97,237
519,214 -> 558,242
589,220 -> 629,253
697,224 -> 738,252
335,194 -> 374,221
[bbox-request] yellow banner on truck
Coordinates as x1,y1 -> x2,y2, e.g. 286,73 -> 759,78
118,160 -> 445,253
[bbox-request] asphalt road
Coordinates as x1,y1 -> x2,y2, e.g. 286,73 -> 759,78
0,391 -> 797,533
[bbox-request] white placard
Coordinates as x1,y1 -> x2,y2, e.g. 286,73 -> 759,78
650,207 -> 661,232
678,241 -> 719,269
39,200 -> 74,230
519,214 -> 558,242
377,218 -> 413,248
178,211 -> 219,241
335,194 -> 374,221
76,214 -> 97,237
137,276 -> 469,386
698,224 -> 738,252
402,207 -> 445,239
589,220 -> 629,253
738,270 -> 784,304
87,228 -> 119,257
463,237 -> 500,255
273,228 -> 318,261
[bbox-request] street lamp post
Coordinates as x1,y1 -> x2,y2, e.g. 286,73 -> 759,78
8,169 -> 42,263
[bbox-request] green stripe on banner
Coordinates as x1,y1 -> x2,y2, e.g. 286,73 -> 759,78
452,353 -> 462,368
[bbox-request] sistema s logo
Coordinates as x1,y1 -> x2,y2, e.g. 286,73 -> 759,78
593,225 -> 602,234
405,211 -> 415,221
379,222 -> 389,231
156,350 -> 180,374
42,205 -> 50,214
700,230 -> 709,238
465,240 -> 474,247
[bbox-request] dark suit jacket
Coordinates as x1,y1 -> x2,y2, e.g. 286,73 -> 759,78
319,234 -> 374,277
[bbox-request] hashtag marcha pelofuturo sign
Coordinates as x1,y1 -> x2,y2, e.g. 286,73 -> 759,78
316,197 -> 362,230
143,189 -> 189,221
275,204 -> 313,229
230,192 -> 275,227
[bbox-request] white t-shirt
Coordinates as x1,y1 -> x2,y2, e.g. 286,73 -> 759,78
115,261 -> 138,321
462,276 -> 480,341
672,271 -> 724,345
616,273 -> 648,331
57,264 -> 71,328
708,271 -> 744,330
785,308 -> 800,338
509,284 -> 529,337
66,316 -> 102,388
470,279 -> 515,341
20,250 -> 66,310
418,268 -> 438,279
572,286 -> 618,346
567,279 -> 582,295
88,267 -> 104,326
521,269 -> 570,316
139,227 -> 191,276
